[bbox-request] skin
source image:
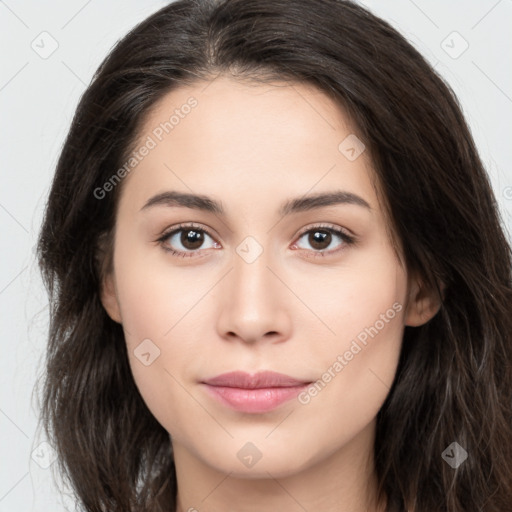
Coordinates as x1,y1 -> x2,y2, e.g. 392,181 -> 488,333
100,75 -> 440,512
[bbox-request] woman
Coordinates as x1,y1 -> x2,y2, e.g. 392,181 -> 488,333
36,0 -> 512,511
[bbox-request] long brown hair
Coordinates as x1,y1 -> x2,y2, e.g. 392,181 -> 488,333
36,1 -> 512,510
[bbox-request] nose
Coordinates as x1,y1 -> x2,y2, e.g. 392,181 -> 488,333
215,244 -> 292,345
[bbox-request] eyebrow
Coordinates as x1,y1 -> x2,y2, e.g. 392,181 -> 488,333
140,190 -> 371,216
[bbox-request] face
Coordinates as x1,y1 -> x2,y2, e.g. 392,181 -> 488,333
100,75 -> 438,480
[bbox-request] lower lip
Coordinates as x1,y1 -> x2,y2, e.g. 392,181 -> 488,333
202,383 -> 310,413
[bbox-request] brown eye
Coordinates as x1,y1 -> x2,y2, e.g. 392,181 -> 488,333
307,230 -> 332,251
293,225 -> 355,257
179,228 -> 205,250
158,223 -> 220,257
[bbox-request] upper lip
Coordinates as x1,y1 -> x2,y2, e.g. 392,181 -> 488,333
202,371 -> 311,389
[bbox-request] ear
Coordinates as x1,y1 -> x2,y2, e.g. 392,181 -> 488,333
96,232 -> 122,324
404,273 -> 444,327
100,270 -> 123,324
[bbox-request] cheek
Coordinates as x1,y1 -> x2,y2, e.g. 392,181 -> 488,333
113,235 -> 209,341
122,316 -> 193,441
292,304 -> 405,456
112,246 -> 211,433
295,252 -> 407,417
294,244 -> 406,358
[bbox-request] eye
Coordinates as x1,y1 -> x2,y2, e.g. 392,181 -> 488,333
156,222 -> 356,259
291,224 -> 356,258
157,223 -> 220,258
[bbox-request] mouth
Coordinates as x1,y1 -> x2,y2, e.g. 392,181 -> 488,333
200,371 -> 313,414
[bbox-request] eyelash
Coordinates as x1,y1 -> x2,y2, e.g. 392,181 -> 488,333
156,222 -> 356,259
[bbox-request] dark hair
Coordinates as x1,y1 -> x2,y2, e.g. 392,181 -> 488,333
36,0 -> 512,510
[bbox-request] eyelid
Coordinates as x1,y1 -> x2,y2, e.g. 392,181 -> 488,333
158,222 -> 217,241
294,222 -> 355,240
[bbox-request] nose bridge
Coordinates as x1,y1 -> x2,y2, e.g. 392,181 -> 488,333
216,235 -> 291,343
231,235 -> 278,313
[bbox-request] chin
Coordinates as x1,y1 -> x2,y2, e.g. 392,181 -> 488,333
197,441 -> 321,479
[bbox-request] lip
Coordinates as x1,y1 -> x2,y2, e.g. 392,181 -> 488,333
201,371 -> 312,413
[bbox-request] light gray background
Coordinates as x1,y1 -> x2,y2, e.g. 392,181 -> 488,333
1,0 -> 511,510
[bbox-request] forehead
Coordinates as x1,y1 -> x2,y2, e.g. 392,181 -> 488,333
117,75 -> 379,219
